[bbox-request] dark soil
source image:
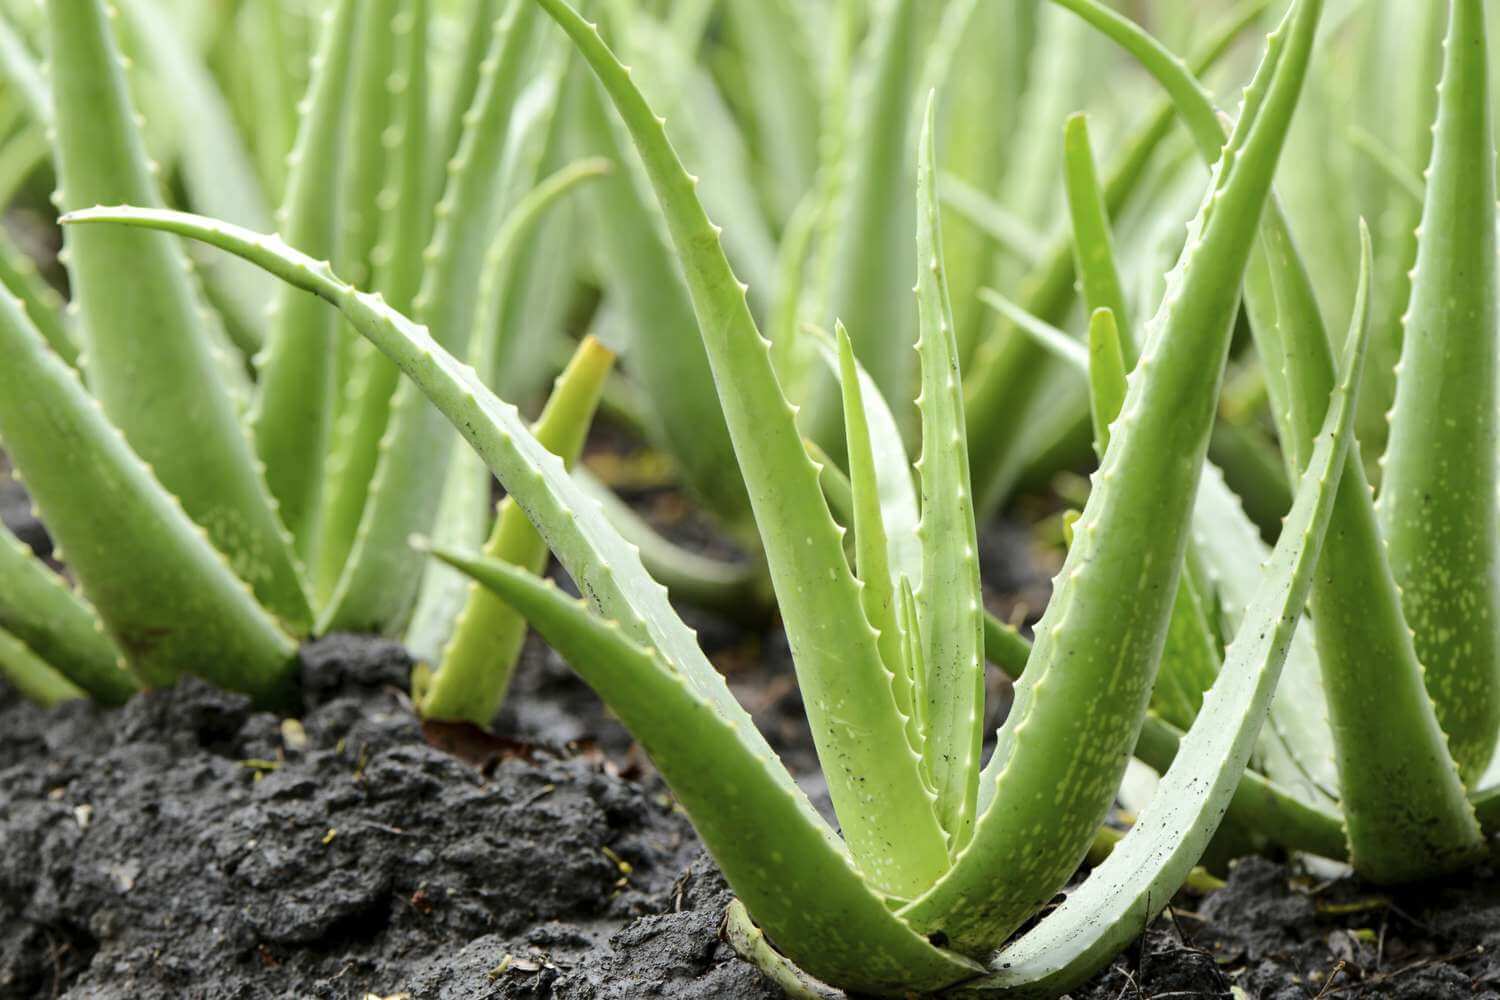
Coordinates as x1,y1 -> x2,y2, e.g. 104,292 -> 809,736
5,462 -> 1500,999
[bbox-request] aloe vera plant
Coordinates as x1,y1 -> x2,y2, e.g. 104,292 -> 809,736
59,0 -> 1355,991
0,0 -> 609,717
1005,0 -> 1500,886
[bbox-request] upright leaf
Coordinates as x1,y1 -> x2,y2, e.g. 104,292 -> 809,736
0,289 -> 297,702
45,0 -> 310,632
1377,0 -> 1500,784
251,0 -> 360,563
913,95 -> 984,850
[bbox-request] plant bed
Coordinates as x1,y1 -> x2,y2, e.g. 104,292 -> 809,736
5,631 -> 1500,1000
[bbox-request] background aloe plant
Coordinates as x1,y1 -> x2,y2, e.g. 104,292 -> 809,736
0,0 -> 613,719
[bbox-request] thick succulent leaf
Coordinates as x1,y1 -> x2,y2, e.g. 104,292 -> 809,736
1377,0 -> 1500,785
534,0 -> 950,897
250,0 -> 359,562
420,336 -> 614,725
572,62 -> 751,529
1062,114 -> 1132,342
64,204 -> 943,901
1060,0 -> 1485,881
1085,309 -> 1127,457
0,625 -> 84,707
0,17 -> 47,123
321,0 -> 545,632
912,96 -> 985,851
0,286 -> 297,702
832,323 -> 918,752
313,0 -> 431,605
812,0 -> 922,435
965,232 -> 1369,998
571,469 -> 768,621
0,227 -> 74,365
900,0 -> 1323,952
45,0 -> 311,633
0,524 -> 135,704
404,157 -> 609,684
807,328 -> 922,587
115,0 -> 276,350
425,552 -> 982,996
721,0 -> 820,228
963,0 -> 1272,518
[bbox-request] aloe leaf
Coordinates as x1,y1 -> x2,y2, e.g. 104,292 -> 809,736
65,200 -> 950,900
963,0 -> 1274,518
832,322 -> 917,750
1085,308 -> 1128,457
722,900 -> 842,1000
320,0 -> 544,632
431,0 -> 504,207
0,228 -> 74,365
0,17 -> 47,124
0,625 -> 84,707
572,63 -> 751,530
1376,0 -> 1500,785
536,0 -> 954,896
571,469 -> 768,622
312,0 -> 431,605
420,335 -> 615,725
115,0 -> 275,352
911,95 -> 985,850
0,286 -> 297,702
425,552 -> 982,995
721,0 -> 820,228
902,0 -> 1323,952
967,229 -> 1369,998
250,0 -> 359,564
0,524 -> 135,704
811,0 -> 922,441
407,155 -> 606,666
1061,0 -> 1485,880
45,0 -> 311,633
806,328 -> 922,590
1063,114 -> 1132,345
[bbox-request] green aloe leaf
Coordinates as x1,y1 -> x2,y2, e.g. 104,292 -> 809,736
966,222 -> 1370,1000
0,285 -> 297,702
0,228 -> 74,365
1063,114 -> 1132,344
115,0 -> 276,352
963,0 -> 1274,518
1377,0 -> 1500,785
901,0 -> 1323,952
45,0 -> 311,633
533,0 -> 950,898
912,94 -> 984,851
832,322 -> 918,752
0,625 -> 84,707
0,524 -> 136,705
420,334 -> 614,725
251,0 -> 359,564
312,0 -> 431,605
321,0 -> 545,632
